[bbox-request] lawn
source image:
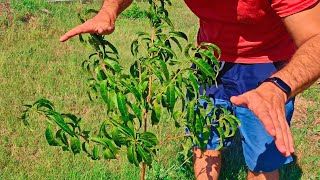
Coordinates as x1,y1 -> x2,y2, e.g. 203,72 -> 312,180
0,0 -> 319,179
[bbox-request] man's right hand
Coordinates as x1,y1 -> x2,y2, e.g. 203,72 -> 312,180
59,9 -> 117,42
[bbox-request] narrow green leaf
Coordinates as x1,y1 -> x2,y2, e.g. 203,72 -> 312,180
187,100 -> 196,124
109,119 -> 135,137
47,111 -> 75,137
188,73 -> 199,95
117,92 -> 129,122
215,126 -> 225,150
137,145 -> 152,165
104,148 -> 116,159
166,83 -> 176,112
169,37 -> 182,51
127,144 -> 139,167
139,132 -> 159,147
120,80 -> 141,101
45,124 -> 60,146
191,57 -> 216,78
92,145 -> 100,160
200,42 -> 222,59
130,104 -> 143,125
70,136 -> 81,155
169,31 -> 188,41
158,60 -> 169,81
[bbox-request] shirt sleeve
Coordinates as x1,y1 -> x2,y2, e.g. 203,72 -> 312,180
271,0 -> 318,17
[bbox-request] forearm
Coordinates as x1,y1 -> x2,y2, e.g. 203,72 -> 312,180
101,0 -> 134,15
273,34 -> 320,99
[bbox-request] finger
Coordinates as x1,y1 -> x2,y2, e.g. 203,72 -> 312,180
270,110 -> 287,155
254,108 -> 276,137
286,123 -> 295,153
60,23 -> 94,42
230,95 -> 248,107
281,106 -> 295,153
277,109 -> 290,157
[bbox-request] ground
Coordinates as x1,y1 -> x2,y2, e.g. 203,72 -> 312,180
0,0 -> 319,179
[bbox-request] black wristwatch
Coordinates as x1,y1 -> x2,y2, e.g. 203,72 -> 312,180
261,77 -> 291,98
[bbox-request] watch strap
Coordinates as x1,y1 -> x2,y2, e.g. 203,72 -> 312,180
262,77 -> 291,98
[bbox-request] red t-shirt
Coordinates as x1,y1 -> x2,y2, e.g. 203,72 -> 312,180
184,0 -> 318,63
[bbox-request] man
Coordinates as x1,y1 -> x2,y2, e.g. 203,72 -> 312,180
60,0 -> 320,179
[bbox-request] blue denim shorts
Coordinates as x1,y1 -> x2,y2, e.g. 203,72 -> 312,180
197,61 -> 294,172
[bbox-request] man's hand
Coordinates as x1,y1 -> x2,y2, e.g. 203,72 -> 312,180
230,83 -> 294,157
59,8 -> 117,42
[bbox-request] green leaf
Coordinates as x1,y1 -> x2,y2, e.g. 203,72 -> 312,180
104,148 -> 116,159
117,92 -> 129,122
169,31 -> 188,41
109,119 -> 135,137
159,45 -> 177,59
151,101 -> 161,126
104,40 -> 119,55
137,145 -> 152,165
191,57 -> 216,78
149,64 -> 163,82
62,113 -> 79,125
188,73 -> 199,95
130,104 -> 143,125
198,49 -> 220,70
200,42 -> 222,59
99,122 -> 112,139
112,127 -> 129,147
56,129 -> 68,146
187,100 -> 195,124
127,144 -> 139,167
47,111 -> 75,137
166,83 -> 176,112
215,126 -> 225,150
45,124 -> 60,146
158,60 -> 169,81
195,116 -> 204,135
34,98 -> 54,110
199,96 -> 213,115
169,37 -> 182,51
92,145 -> 100,160
82,142 -> 91,156
131,39 -> 139,57
104,59 -> 122,72
184,43 -> 193,59
139,132 -> 159,147
70,136 -> 81,155
120,80 -> 141,101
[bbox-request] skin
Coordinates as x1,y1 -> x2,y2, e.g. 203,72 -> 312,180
59,0 -> 133,42
60,0 -> 320,179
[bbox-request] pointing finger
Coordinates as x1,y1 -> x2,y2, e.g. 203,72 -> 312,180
59,23 -> 94,42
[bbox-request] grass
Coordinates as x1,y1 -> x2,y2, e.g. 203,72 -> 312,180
0,0 -> 319,179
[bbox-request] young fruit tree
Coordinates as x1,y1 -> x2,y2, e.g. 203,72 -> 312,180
21,0 -> 240,179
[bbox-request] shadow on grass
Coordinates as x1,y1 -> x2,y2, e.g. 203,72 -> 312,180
219,134 -> 303,180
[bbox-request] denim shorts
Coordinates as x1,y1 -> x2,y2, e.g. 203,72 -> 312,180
197,61 -> 294,172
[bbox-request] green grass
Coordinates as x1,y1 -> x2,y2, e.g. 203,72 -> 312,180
0,0 -> 319,179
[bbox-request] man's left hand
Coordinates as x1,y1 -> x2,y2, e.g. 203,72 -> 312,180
230,83 -> 294,157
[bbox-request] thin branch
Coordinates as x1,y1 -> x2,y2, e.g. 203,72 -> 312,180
159,134 -> 191,145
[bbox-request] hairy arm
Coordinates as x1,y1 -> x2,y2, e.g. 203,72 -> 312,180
60,0 -> 133,42
101,0 -> 134,15
231,2 -> 320,157
275,2 -> 320,97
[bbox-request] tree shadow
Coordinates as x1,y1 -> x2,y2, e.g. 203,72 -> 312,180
218,134 -> 303,180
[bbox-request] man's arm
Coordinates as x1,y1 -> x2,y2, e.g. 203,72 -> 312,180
231,1 -> 320,157
59,0 -> 133,42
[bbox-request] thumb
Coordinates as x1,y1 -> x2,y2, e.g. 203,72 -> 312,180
230,94 -> 248,107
